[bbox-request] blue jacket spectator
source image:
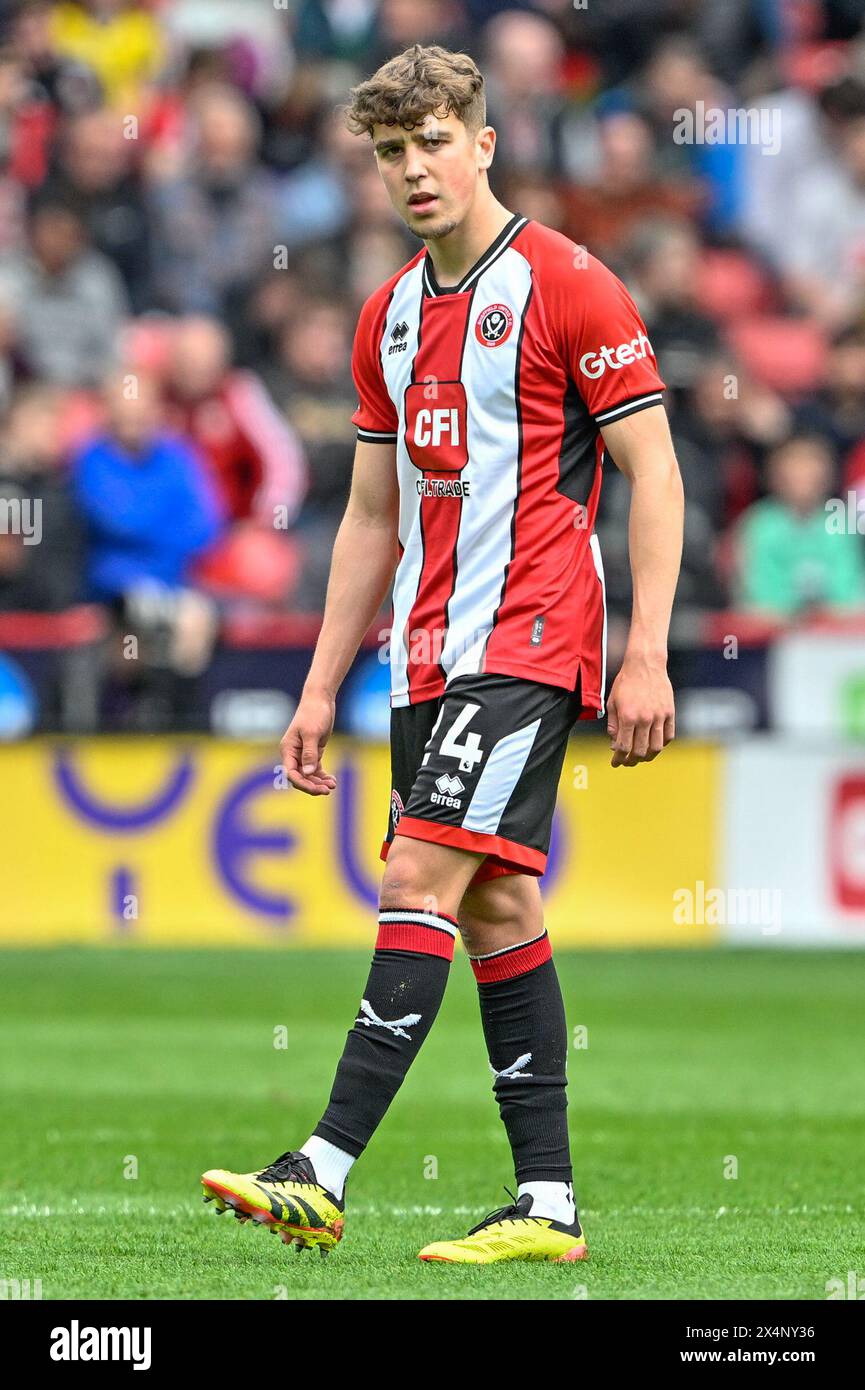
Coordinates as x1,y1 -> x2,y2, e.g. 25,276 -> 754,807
74,375 -> 222,601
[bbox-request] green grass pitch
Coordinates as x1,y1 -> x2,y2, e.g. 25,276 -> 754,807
0,946 -> 862,1300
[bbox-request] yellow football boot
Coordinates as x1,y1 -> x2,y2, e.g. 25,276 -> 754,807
419,1191 -> 588,1264
201,1150 -> 344,1254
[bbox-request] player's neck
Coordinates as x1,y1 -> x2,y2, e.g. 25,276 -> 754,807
424,196 -> 515,288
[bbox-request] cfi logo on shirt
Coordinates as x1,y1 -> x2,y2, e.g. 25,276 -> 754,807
404,380 -> 469,474
475,303 -> 514,347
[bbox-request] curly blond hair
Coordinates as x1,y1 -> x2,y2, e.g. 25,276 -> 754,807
344,44 -> 486,138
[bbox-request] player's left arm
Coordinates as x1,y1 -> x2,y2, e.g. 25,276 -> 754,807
600,403 -> 683,768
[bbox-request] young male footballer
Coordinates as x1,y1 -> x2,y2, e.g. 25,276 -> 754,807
202,44 -> 683,1264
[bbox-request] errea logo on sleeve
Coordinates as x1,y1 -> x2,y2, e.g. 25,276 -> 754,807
579,331 -> 653,378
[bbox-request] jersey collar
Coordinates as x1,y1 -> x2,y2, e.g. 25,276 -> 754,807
422,212 -> 529,298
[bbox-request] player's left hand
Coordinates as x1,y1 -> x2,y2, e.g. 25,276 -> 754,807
606,655 -> 675,768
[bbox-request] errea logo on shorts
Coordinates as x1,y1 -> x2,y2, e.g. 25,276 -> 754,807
431,772 -> 465,809
579,331 -> 653,378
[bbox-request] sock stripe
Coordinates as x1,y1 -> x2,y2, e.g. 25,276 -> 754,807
378,908 -> 458,936
376,908 -> 458,961
470,930 -> 551,982
470,928 -> 547,961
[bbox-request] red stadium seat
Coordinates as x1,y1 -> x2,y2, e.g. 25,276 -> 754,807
726,316 -> 827,394
57,390 -> 105,453
843,440 -> 865,490
782,40 -> 851,93
192,525 -> 301,604
700,610 -> 786,646
222,611 -> 384,649
694,250 -> 775,323
0,604 -> 108,649
121,318 -> 176,376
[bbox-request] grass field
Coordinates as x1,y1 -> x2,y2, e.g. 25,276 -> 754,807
0,946 -> 863,1301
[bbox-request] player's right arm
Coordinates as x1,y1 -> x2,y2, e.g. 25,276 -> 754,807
280,437 -> 399,795
282,283 -> 401,795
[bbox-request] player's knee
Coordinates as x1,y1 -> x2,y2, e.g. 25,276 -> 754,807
458,875 -> 541,956
455,917 -> 483,955
458,908 -> 519,957
379,842 -> 429,910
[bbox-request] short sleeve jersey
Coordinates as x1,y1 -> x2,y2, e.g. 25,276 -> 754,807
351,214 -> 665,711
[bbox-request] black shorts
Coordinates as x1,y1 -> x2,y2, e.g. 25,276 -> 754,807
381,672 -> 587,883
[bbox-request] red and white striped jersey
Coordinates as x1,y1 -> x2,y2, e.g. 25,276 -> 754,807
351,213 -> 665,712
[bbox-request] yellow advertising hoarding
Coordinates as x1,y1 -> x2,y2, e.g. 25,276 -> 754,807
0,738 -> 719,946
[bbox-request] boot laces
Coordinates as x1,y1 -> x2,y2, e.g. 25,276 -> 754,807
255,1150 -> 314,1184
467,1188 -> 544,1235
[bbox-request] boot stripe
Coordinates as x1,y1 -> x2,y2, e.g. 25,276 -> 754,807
252,1182 -> 284,1220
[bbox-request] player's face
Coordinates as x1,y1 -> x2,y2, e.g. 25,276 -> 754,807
372,111 -> 491,240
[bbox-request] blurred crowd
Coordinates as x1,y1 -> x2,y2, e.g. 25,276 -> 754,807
1,0 -> 865,727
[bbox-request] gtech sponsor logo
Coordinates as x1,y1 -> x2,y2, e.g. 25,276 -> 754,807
579,331 -> 653,378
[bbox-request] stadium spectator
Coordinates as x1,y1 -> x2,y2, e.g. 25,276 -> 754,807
738,75 -> 865,273
0,47 -> 48,251
6,0 -> 102,132
625,217 -> 720,401
371,0 -> 471,68
49,0 -> 166,110
161,315 -> 307,527
228,264 -> 306,375
637,34 -> 743,233
596,355 -> 731,630
482,8 -> 572,180
148,83 -> 282,316
797,325 -> 865,485
772,102 -> 865,329
39,106 -> 153,311
258,64 -> 331,178
0,383 -> 82,611
736,434 -> 865,617
671,353 -> 791,521
293,0 -> 379,64
0,190 -> 127,386
73,372 -> 223,729
271,105 -> 373,260
262,295 -> 357,608
561,112 -> 702,263
74,370 -> 222,597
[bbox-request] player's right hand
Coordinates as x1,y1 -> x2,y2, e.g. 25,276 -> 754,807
280,689 -> 338,796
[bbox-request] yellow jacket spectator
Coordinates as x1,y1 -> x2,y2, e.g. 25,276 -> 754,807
50,0 -> 165,109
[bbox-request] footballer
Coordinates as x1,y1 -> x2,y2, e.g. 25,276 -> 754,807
202,44 -> 683,1264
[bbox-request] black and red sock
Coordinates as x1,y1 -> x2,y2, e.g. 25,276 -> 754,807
470,930 -> 573,1186
313,907 -> 457,1157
